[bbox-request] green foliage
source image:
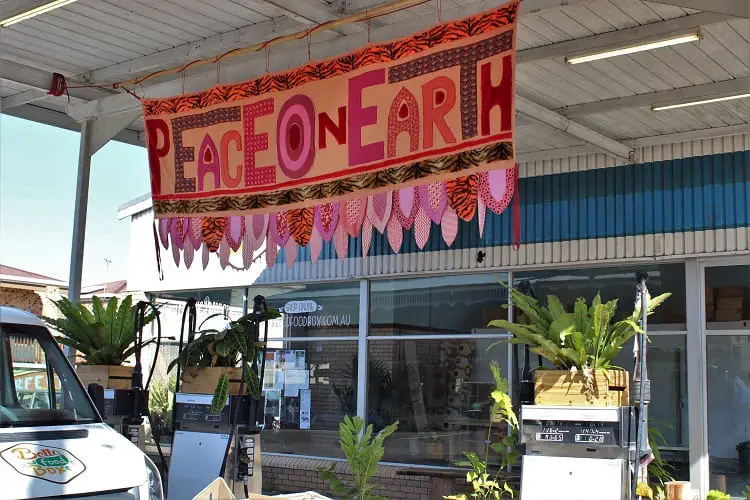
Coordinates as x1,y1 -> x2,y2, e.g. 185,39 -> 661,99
706,490 -> 730,500
43,295 -> 156,365
743,484 -> 750,500
445,363 -> 518,500
167,309 -> 280,414
647,424 -> 674,499
489,282 -> 670,371
319,416 -> 399,500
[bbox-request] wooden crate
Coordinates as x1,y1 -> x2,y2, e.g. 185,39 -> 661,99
180,367 -> 246,395
534,369 -> 629,407
77,365 -> 134,390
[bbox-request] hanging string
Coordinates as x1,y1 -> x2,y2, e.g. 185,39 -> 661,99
512,163 -> 522,251
307,35 -> 312,61
367,18 -> 372,43
437,0 -> 442,22
265,46 -> 270,73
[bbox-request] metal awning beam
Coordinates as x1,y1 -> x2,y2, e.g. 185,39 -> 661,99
646,0 -> 749,18
561,76 -> 750,117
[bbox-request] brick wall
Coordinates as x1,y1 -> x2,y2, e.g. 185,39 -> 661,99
0,287 -> 43,315
262,455 -> 472,500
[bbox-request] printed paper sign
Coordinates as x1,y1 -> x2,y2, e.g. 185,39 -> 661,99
143,2 -> 518,218
1,444 -> 85,484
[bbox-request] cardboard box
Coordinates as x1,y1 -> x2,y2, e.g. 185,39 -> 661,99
706,287 -> 715,305
715,308 -> 742,322
716,286 -> 744,298
716,296 -> 743,310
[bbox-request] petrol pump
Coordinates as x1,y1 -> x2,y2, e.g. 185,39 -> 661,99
167,295 -> 269,500
519,275 -> 653,500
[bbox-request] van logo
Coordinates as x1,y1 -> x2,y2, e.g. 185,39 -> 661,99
1,443 -> 85,484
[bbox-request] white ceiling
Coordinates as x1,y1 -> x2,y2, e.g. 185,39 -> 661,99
0,0 -> 748,157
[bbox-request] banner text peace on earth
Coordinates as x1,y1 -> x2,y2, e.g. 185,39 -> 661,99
145,30 -> 514,198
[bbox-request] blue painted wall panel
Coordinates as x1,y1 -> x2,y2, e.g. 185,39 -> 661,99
277,151 -> 749,263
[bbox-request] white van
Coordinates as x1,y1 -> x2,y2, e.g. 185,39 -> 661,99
0,306 -> 164,500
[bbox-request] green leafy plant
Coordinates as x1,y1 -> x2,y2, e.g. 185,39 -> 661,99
706,490 -> 730,500
446,362 -> 519,500
647,424 -> 675,500
319,416 -> 399,500
743,484 -> 750,500
167,310 -> 280,414
148,375 -> 176,441
43,295 -> 157,365
489,282 -> 670,371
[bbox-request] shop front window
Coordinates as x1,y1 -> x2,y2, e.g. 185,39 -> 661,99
265,282 -> 360,338
261,341 -> 357,459
707,335 -> 750,497
367,338 -> 511,466
705,265 -> 750,330
512,263 -> 686,327
370,274 -> 509,336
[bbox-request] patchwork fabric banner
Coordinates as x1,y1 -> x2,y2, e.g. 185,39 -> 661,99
144,1 -> 520,269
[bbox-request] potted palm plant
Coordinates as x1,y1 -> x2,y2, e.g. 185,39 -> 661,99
489,283 -> 669,406
168,309 -> 280,414
43,295 -> 157,389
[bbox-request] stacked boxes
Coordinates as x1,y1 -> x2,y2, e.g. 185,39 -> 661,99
706,287 -> 715,322
714,286 -> 745,322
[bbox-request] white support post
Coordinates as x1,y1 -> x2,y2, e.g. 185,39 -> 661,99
67,119 -> 93,307
356,279 -> 369,422
685,259 -> 708,498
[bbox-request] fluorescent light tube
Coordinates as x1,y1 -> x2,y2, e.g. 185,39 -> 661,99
652,93 -> 750,111
566,33 -> 700,64
1,0 -> 79,27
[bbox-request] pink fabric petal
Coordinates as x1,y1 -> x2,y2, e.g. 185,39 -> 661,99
246,214 -> 268,251
441,206 -> 459,247
158,219 -> 171,249
314,202 -> 339,242
366,192 -> 392,234
270,212 -> 290,247
418,182 -> 447,224
333,222 -> 349,260
202,244 -> 210,270
183,238 -> 194,269
218,237 -> 230,270
478,196 -> 487,239
266,242 -> 277,268
362,220 -> 373,258
242,234 -> 254,270
310,228 -> 323,264
341,198 -> 366,238
188,217 -> 203,249
170,219 -> 184,251
171,236 -> 181,267
394,188 -> 418,229
479,168 -> 515,214
226,216 -> 244,251
387,214 -> 403,254
414,208 -> 431,250
285,239 -> 298,268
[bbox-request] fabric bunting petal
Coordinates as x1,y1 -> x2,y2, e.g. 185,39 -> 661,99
201,217 -> 226,252
218,237 -> 230,269
314,202 -> 339,242
366,192 -> 392,234
387,214 -> 403,254
479,168 -> 515,214
270,212 -> 291,247
362,219 -> 373,258
266,242 -> 277,268
342,198 -> 366,238
418,182 -> 447,224
289,207 -> 313,247
158,218 -> 171,249
333,222 -> 349,260
309,228 -> 323,264
226,216 -> 244,251
188,217 -> 203,249
202,244 -> 210,270
478,196 -> 487,239
441,206 -> 459,247
285,239 -> 298,268
183,238 -> 194,269
446,175 -> 477,222
414,208 -> 431,250
246,214 -> 268,251
394,187 -> 418,229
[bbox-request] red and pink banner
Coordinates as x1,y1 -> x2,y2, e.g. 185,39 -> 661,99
144,2 -> 520,268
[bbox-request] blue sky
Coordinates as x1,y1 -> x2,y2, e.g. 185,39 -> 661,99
0,115 -> 150,285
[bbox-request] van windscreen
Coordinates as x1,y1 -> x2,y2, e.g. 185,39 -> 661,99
0,324 -> 98,428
